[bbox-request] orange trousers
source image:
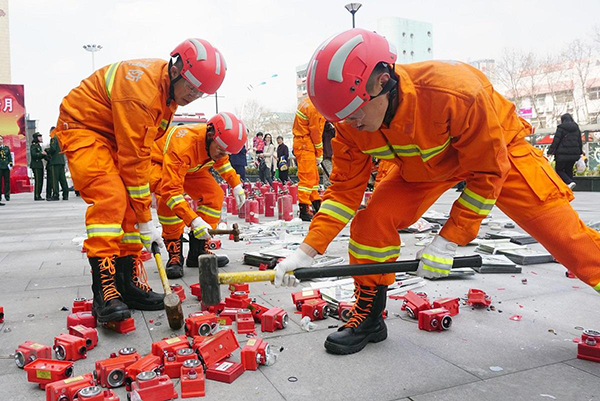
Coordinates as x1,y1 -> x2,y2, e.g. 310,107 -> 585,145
349,140 -> 600,295
296,150 -> 321,205
56,129 -> 142,258
152,165 -> 224,241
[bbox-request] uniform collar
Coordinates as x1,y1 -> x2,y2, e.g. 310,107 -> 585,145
382,65 -> 417,139
161,62 -> 178,112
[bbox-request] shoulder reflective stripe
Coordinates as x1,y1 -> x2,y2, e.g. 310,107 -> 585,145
457,188 -> 496,216
158,215 -> 183,225
86,224 -> 123,238
126,184 -> 150,198
296,110 -> 308,120
348,239 -> 400,263
197,205 -> 221,218
163,126 -> 179,154
121,232 -> 142,244
160,119 -> 169,130
363,144 -> 395,159
314,142 -> 323,149
104,62 -> 122,100
167,195 -> 186,209
419,137 -> 451,162
188,160 -> 214,173
319,200 -> 355,224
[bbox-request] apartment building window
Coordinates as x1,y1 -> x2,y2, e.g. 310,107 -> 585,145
531,117 -> 546,128
554,90 -> 573,104
588,87 -> 600,100
534,95 -> 546,109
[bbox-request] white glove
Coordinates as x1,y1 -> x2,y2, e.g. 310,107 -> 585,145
233,184 -> 246,208
416,235 -> 457,279
190,216 -> 211,240
316,157 -> 323,166
274,248 -> 314,287
138,221 -> 164,252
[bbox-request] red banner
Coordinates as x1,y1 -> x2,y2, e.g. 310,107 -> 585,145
0,84 -> 30,192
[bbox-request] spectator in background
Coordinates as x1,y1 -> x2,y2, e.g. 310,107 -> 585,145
321,121 -> 335,188
229,145 -> 247,181
47,126 -> 69,200
43,132 -> 56,201
30,132 -> 46,201
0,135 -> 12,202
548,113 -> 583,190
258,133 -> 275,186
276,135 -> 289,183
253,131 -> 264,162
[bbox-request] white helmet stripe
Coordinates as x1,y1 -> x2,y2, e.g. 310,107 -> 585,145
336,96 -> 364,120
327,34 -> 364,83
184,70 -> 202,89
215,136 -> 228,149
238,123 -> 243,140
308,59 -> 318,97
215,51 -> 221,75
221,52 -> 227,71
190,39 -> 207,61
220,112 -> 233,130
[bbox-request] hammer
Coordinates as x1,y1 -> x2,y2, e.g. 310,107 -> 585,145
152,243 -> 184,330
198,254 -> 482,307
208,223 -> 240,242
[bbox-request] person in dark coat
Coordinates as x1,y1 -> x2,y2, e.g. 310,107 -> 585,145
30,133 -> 47,200
229,145 -> 247,181
276,136 -> 290,183
548,113 -> 583,189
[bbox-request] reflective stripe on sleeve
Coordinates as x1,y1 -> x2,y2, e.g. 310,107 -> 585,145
296,110 -> 308,120
348,239 -> 400,263
457,188 -> 496,216
86,224 -> 123,238
121,232 -> 141,244
104,62 -> 122,100
216,162 -> 234,175
197,205 -> 221,219
167,195 -> 186,209
318,200 -> 355,224
314,142 -> 323,149
163,126 -> 179,154
420,253 -> 452,275
158,215 -> 183,225
126,183 -> 150,198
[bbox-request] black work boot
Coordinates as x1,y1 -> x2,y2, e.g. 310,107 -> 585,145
115,255 -> 164,311
89,256 -> 131,323
299,203 -> 313,222
311,199 -> 322,214
186,235 -> 229,268
165,236 -> 184,279
324,284 -> 388,355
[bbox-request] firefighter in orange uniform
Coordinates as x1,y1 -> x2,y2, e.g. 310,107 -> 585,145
275,28 -> 600,355
292,97 -> 326,221
53,39 -> 227,323
150,112 -> 247,278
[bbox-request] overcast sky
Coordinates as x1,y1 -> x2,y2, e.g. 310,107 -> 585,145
8,0 -> 600,139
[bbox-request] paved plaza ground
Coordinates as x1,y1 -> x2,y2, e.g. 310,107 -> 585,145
0,190 -> 599,400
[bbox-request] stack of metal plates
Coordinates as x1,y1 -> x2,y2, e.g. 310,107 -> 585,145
497,248 -> 555,265
473,254 -> 522,274
485,230 -> 537,245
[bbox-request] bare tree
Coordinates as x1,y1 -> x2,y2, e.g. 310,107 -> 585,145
236,98 -> 269,138
562,39 -> 595,123
493,48 -> 530,109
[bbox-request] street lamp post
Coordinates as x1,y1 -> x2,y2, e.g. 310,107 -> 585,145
83,44 -> 103,71
344,3 -> 362,28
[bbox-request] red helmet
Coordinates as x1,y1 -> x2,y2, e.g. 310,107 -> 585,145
306,28 -> 397,122
209,112 -> 247,154
170,38 -> 226,95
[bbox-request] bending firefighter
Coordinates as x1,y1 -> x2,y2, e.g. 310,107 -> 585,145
52,38 -> 227,323
275,28 -> 600,355
292,97 -> 326,221
151,112 -> 247,279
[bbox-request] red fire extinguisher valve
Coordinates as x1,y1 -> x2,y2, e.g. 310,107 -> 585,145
261,307 -> 289,332
68,324 -> 99,351
291,289 -> 322,311
53,333 -> 87,361
14,341 -> 52,369
418,308 -> 453,332
402,290 -> 433,319
45,372 -> 95,401
95,347 -> 141,388
24,358 -> 74,389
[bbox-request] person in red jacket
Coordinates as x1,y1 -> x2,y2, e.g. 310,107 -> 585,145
150,112 -> 247,278
53,38 -> 227,323
275,28 -> 600,355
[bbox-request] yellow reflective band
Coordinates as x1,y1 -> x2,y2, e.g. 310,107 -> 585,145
363,144 -> 395,159
86,224 -> 123,238
158,215 -> 183,225
457,188 -> 496,216
197,205 -> 221,218
593,282 -> 600,293
140,234 -> 151,245
163,126 -> 179,154
167,195 -> 186,209
104,62 -> 122,100
421,264 -> 450,275
126,183 -> 150,198
348,239 -> 400,262
298,186 -> 312,193
319,200 -> 356,224
160,119 -> 169,130
422,253 -> 453,265
188,160 -> 214,173
418,137 -> 451,162
121,232 -> 142,244
296,110 -> 308,120
314,142 -> 323,149
216,162 -> 233,174
316,156 -> 323,162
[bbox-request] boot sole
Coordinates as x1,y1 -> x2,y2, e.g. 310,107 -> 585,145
324,327 -> 388,355
93,308 -> 131,324
124,300 -> 165,311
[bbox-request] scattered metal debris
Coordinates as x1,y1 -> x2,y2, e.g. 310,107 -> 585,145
489,366 -> 503,372
288,376 -> 298,382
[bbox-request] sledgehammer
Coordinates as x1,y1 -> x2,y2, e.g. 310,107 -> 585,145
198,254 -> 482,307
208,223 -> 240,242
152,243 -> 184,330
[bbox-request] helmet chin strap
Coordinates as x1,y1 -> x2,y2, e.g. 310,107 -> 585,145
167,58 -> 183,106
383,65 -> 399,127
205,124 -> 215,155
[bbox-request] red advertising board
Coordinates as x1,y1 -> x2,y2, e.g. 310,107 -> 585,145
0,84 -> 31,193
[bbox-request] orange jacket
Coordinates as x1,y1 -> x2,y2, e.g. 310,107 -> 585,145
305,61 -> 532,253
292,97 -> 326,162
155,124 -> 241,226
55,59 -> 177,222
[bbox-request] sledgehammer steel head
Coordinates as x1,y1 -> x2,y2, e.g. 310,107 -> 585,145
199,254 -> 221,307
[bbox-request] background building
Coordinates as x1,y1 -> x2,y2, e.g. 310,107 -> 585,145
0,0 -> 10,84
376,17 -> 433,64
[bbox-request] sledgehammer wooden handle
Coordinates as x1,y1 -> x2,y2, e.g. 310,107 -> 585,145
152,243 -> 184,330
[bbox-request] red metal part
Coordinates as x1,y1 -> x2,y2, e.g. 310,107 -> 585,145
432,297 -> 460,316
124,354 -> 162,391
225,291 -> 251,309
151,335 -> 190,360
264,192 -> 276,217
302,299 -> 331,321
72,298 -> 93,313
217,307 -> 238,326
103,318 -> 136,334
185,311 -> 218,337
241,338 -> 274,371
277,194 -> 293,221
236,309 -> 255,335
205,300 -> 225,315
45,372 -> 95,401
195,329 -> 240,368
190,283 -> 201,300
207,238 -> 221,250
291,289 -> 322,311
14,341 -> 52,369
402,290 -> 433,319
418,308 -> 453,332
260,307 -> 289,332
95,348 -> 140,388
170,284 -> 186,302
67,312 -> 97,329
24,358 -> 74,389
577,329 -> 600,363
228,283 -> 250,294
163,348 -> 199,379
77,386 -> 120,400
466,289 -> 492,307
54,333 -> 87,361
130,372 -> 178,401
68,325 -> 98,351
0,305 -> 3,323
248,301 -> 270,323
180,359 -> 205,398
337,302 -> 353,322
205,360 -> 245,383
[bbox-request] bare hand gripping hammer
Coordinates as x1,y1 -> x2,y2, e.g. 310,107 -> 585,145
199,254 -> 482,307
